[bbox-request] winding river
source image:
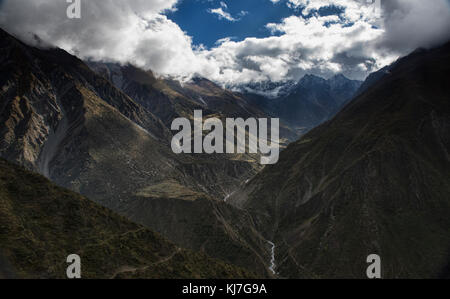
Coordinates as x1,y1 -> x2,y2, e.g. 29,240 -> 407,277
267,241 -> 276,275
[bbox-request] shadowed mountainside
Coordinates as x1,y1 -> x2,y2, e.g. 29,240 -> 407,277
0,28 -> 271,276
0,158 -> 255,279
229,41 -> 450,278
87,62 -> 299,143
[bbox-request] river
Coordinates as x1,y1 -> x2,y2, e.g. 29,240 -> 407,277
267,241 -> 276,275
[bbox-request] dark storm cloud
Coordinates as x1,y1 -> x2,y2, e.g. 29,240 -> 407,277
379,0 -> 450,53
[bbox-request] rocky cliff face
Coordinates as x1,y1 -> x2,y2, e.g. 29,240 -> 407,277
88,62 -> 299,143
229,42 -> 450,278
0,28 -> 270,276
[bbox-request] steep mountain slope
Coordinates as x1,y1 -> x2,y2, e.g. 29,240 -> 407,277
88,62 -> 267,123
88,62 -> 298,142
0,28 -> 270,275
356,65 -> 393,96
229,42 -> 450,278
87,62 -> 203,127
0,158 -> 255,279
122,193 -> 272,277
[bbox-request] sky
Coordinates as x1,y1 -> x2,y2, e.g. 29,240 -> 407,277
166,0 -> 298,47
1,0 -> 450,89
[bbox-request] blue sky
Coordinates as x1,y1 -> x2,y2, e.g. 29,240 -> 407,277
165,0 -> 347,48
166,0 -> 298,48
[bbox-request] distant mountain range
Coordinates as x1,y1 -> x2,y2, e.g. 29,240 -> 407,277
240,74 -> 362,135
88,62 -> 362,136
231,80 -> 298,99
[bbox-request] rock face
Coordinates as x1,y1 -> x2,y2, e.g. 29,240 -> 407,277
0,158 -> 255,279
87,62 -> 299,142
0,28 -> 271,276
229,42 -> 450,278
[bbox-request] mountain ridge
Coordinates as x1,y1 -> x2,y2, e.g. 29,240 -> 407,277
229,40 -> 450,278
240,73 -> 362,135
0,158 -> 255,279
0,27 -> 272,276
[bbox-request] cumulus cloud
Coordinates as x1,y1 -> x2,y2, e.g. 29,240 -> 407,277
0,0 -> 202,77
0,0 -> 449,89
285,0 -> 450,53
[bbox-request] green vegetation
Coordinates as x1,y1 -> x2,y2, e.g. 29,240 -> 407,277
0,159 -> 255,279
136,180 -> 209,201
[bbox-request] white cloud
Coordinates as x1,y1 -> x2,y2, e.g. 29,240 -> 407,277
1,0 -> 449,89
208,2 -> 247,22
208,7 -> 237,22
200,15 -> 390,84
0,0 -> 200,77
215,37 -> 234,45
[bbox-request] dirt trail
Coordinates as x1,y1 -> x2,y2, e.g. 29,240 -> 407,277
110,248 -> 181,279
